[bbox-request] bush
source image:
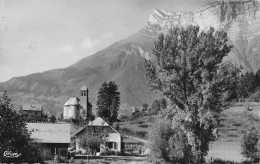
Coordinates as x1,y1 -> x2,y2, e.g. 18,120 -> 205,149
138,124 -> 149,128
137,120 -> 144,125
241,127 -> 260,163
212,158 -> 236,164
149,118 -> 190,163
53,154 -> 62,163
100,149 -> 121,156
135,131 -> 147,139
118,114 -> 129,122
120,127 -> 134,135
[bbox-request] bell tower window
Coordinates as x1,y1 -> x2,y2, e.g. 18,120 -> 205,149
81,92 -> 86,96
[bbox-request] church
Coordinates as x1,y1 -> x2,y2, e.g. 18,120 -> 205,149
63,85 -> 92,120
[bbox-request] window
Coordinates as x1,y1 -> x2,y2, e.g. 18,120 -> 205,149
108,142 -> 113,149
81,92 -> 86,96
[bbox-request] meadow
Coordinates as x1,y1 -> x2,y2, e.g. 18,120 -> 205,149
118,102 -> 260,163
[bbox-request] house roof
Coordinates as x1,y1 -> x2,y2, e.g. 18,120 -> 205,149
71,117 -> 125,138
22,104 -> 42,111
89,117 -> 109,126
27,123 -> 70,144
64,97 -> 80,106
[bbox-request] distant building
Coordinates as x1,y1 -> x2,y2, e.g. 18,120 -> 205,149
63,85 -> 92,120
27,123 -> 70,160
21,104 -> 42,116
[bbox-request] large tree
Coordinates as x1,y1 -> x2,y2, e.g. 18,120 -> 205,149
0,91 -> 41,163
144,25 -> 239,163
97,81 -> 120,123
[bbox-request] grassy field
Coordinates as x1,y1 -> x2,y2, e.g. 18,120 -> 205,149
118,103 -> 260,162
207,102 -> 260,162
117,115 -> 156,139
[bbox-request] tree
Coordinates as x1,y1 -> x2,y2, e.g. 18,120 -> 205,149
241,126 -> 260,163
235,72 -> 257,101
144,25 -> 239,163
0,91 -> 42,163
97,81 -> 120,123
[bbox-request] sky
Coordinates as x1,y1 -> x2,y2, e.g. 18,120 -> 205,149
0,0 -> 215,82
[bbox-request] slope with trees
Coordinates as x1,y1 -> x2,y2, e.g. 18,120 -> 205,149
144,25 -> 240,163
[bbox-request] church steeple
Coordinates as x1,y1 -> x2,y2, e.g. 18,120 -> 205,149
80,85 -> 92,119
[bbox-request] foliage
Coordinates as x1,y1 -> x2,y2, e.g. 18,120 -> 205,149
236,72 -> 258,100
248,89 -> 260,102
149,98 -> 167,115
241,126 -> 260,163
149,100 -> 160,115
0,91 -> 42,163
100,149 -> 121,156
20,112 -> 48,122
142,103 -> 148,113
97,81 -> 120,124
131,110 -> 142,120
118,114 -> 129,121
100,149 -> 122,156
144,25 -> 240,163
149,117 -> 190,163
49,115 -> 57,123
211,158 -> 236,164
79,126 -> 109,156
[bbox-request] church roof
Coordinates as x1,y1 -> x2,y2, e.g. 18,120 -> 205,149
80,85 -> 87,91
64,97 -> 80,106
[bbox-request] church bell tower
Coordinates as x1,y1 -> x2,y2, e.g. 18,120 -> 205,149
80,85 -> 92,119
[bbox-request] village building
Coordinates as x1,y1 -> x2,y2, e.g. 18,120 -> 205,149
71,117 -> 145,155
63,85 -> 92,120
21,104 -> 42,116
72,117 -> 124,154
26,123 -> 70,160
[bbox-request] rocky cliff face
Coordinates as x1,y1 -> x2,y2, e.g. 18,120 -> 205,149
141,0 -> 260,72
1,1 -> 260,113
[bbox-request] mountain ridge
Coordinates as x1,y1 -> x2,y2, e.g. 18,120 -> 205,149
1,1 -> 260,114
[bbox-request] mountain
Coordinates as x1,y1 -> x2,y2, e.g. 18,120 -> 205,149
0,34 -> 159,113
142,0 -> 260,72
1,0 -> 260,113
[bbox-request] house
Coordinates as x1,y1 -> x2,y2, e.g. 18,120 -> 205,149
26,123 -> 70,160
72,117 -> 125,154
63,85 -> 93,120
21,104 -> 42,116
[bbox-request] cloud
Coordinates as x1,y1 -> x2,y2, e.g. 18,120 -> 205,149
54,45 -> 73,52
100,32 -> 113,39
80,38 -> 101,50
80,32 -> 114,50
